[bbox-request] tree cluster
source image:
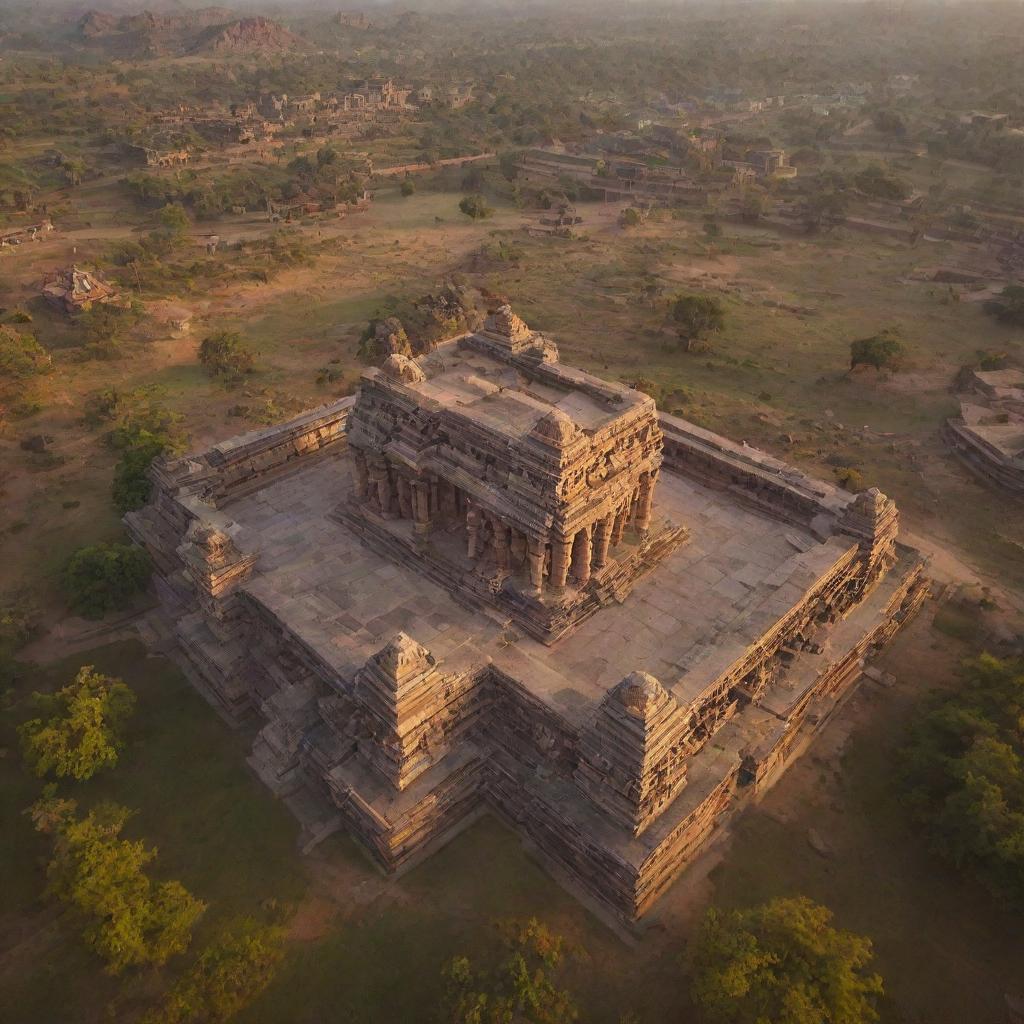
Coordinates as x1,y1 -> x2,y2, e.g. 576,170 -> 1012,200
902,654 -> 1024,902
62,543 -> 151,618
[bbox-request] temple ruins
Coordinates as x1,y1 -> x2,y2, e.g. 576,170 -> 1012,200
127,304 -> 928,922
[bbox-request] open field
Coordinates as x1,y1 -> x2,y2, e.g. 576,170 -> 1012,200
4,177 -> 1024,626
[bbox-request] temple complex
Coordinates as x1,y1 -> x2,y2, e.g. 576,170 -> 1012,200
944,368 -> 1024,495
127,304 -> 929,923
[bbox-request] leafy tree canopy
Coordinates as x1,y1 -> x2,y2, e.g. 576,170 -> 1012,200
198,330 -> 255,377
29,789 -> 206,973
0,324 -> 51,381
690,897 -> 884,1024
62,542 -> 151,619
19,665 -> 136,781
672,293 -> 726,352
442,918 -> 585,1024
901,654 -> 1024,902
985,284 -> 1024,328
142,919 -> 285,1024
459,194 -> 493,220
849,328 -> 905,371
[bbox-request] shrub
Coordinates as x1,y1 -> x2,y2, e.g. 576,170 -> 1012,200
672,293 -> 726,353
850,328 -> 905,371
198,330 -> 255,377
984,285 -> 1024,328
400,177 -> 415,197
458,194 -> 493,220
62,543 -> 150,619
142,920 -> 285,1024
0,324 -> 51,380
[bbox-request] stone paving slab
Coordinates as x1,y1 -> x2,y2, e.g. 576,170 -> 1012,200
226,452 -> 858,720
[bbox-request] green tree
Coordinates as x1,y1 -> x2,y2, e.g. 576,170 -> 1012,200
849,328 -> 905,371
985,284 -> 1024,327
0,324 -> 51,381
19,665 -> 136,781
901,654 -> 1024,901
672,293 -> 726,353
739,191 -> 764,223
29,790 -> 205,973
156,202 -> 191,243
854,164 -> 911,201
690,897 -> 884,1024
62,543 -> 150,619
400,177 -> 416,197
459,194 -> 493,220
198,331 -> 255,377
442,918 -> 583,1024
620,206 -> 642,228
142,920 -> 285,1024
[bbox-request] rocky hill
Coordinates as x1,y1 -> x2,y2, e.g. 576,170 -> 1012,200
192,16 -> 305,55
75,8 -> 301,58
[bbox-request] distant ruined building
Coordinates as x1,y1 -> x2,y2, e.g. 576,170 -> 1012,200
127,303 -> 928,922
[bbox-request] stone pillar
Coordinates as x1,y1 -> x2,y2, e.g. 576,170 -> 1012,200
550,538 -> 572,590
571,525 -> 592,585
527,537 -> 545,596
369,460 -> 391,515
491,515 -> 510,571
635,471 -> 656,533
593,512 -> 614,569
396,475 -> 413,519
352,450 -> 369,499
413,481 -> 431,535
466,505 -> 482,559
611,504 -> 627,546
430,476 -> 440,517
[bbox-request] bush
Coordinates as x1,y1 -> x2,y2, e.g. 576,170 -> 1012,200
690,897 -> 884,1024
400,177 -> 415,197
672,293 -> 726,353
850,328 -> 905,371
984,285 -> 1024,328
106,398 -> 186,513
458,194 -> 493,220
62,543 -> 150,619
142,920 -> 285,1024
901,654 -> 1024,902
442,919 -> 583,1024
0,324 -> 51,380
29,790 -> 205,973
19,665 -> 136,780
198,330 -> 255,377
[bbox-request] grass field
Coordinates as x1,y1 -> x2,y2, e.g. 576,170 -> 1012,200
2,613 -> 1021,1024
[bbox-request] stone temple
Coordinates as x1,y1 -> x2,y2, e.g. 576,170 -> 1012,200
127,304 -> 928,922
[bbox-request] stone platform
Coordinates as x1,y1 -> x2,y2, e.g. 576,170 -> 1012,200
126,308 -> 929,923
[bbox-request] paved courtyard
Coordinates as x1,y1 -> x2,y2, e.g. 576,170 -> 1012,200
226,451 -> 856,724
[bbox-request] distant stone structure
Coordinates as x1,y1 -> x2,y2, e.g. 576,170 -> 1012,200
944,368 -> 1024,494
128,304 -> 928,922
41,265 -> 122,315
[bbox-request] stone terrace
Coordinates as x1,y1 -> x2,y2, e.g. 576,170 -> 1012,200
225,451 -> 854,724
